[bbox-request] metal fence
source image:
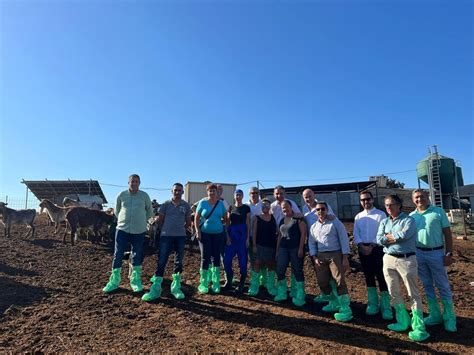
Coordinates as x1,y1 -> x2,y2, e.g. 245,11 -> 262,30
1,196 -> 41,210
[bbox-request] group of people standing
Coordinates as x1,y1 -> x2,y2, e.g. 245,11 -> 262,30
102,175 -> 457,342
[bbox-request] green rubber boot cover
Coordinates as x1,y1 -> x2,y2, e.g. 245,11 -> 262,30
380,291 -> 393,320
387,303 -> 411,332
289,273 -> 297,298
366,287 -> 380,315
266,271 -> 277,296
248,270 -> 260,296
211,266 -> 221,294
334,294 -> 353,322
130,266 -> 143,292
292,281 -> 306,307
274,279 -> 288,302
442,299 -> 457,332
424,297 -> 442,326
103,268 -> 121,293
142,275 -> 163,301
259,268 -> 268,287
409,309 -> 430,342
171,273 -> 185,299
198,268 -> 210,294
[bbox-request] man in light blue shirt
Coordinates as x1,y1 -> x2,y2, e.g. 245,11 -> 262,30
410,189 -> 456,332
309,201 -> 352,322
377,194 -> 429,342
103,174 -> 153,294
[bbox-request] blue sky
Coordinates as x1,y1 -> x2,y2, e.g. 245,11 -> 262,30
1,0 -> 472,205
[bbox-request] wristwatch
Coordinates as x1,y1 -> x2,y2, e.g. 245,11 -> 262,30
445,252 -> 453,257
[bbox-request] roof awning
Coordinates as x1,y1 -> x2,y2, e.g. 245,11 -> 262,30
259,181 -> 376,195
22,179 -> 108,204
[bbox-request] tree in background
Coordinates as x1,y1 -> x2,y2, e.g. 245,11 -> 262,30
386,178 -> 405,189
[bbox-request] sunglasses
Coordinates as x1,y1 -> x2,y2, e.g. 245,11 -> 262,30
360,198 -> 372,202
250,192 -> 259,195
316,208 -> 326,211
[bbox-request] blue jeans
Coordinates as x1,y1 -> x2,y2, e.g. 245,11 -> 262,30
276,247 -> 304,282
417,248 -> 453,300
224,224 -> 248,279
199,231 -> 224,270
155,235 -> 186,276
112,230 -> 145,269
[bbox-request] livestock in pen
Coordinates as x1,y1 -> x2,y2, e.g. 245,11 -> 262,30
39,199 -> 69,234
0,202 -> 36,238
63,207 -> 115,245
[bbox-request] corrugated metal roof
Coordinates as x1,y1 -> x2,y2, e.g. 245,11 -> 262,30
22,179 -> 108,204
259,181 -> 376,195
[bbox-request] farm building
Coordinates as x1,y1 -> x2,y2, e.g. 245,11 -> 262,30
185,181 -> 237,206
22,179 -> 107,207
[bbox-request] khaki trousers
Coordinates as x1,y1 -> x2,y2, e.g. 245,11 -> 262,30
383,254 -> 423,311
315,251 -> 348,295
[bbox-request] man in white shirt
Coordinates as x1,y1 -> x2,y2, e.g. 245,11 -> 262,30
270,185 -> 301,225
354,190 -> 392,320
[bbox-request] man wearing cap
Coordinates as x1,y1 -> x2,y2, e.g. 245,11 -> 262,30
224,189 -> 251,293
410,189 -> 456,332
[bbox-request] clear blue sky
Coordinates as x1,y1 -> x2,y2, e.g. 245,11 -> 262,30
1,0 -> 472,205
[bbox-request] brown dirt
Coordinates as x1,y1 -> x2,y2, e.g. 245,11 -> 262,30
1,214 -> 473,352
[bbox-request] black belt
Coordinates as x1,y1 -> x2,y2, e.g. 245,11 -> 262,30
416,246 -> 444,251
388,252 -> 416,258
361,243 -> 378,247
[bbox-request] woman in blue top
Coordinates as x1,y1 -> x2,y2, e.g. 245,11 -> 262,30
195,183 -> 228,294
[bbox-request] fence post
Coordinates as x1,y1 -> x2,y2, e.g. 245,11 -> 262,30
25,186 -> 29,209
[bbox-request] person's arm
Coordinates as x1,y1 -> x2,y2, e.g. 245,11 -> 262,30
353,217 -> 361,245
376,219 -> 388,246
144,194 -> 153,220
246,211 -> 251,247
252,216 -> 258,253
275,231 -> 282,258
391,217 -> 417,242
335,220 -> 350,271
194,202 -> 203,241
115,194 -> 122,217
156,213 -> 165,230
443,227 -> 454,266
298,220 -> 306,258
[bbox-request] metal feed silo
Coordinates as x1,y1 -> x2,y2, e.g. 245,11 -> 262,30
416,146 -> 464,209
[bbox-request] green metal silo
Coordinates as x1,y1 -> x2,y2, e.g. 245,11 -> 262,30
416,154 -> 463,193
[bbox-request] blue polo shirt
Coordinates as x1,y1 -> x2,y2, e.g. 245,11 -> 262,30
410,205 -> 450,248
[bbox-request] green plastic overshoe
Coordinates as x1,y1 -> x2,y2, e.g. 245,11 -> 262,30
171,273 -> 185,299
409,309 -> 430,341
387,303 -> 410,332
334,294 -> 353,322
380,291 -> 393,320
129,266 -> 143,292
198,268 -> 210,294
266,271 -> 277,296
292,281 -> 306,307
424,297 -> 443,326
289,274 -> 297,298
142,275 -> 163,301
248,270 -> 260,296
366,287 -> 380,315
274,279 -> 288,302
442,299 -> 457,332
103,268 -> 121,293
211,266 -> 221,294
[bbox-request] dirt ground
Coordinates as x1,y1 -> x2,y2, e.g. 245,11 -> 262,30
1,215 -> 473,353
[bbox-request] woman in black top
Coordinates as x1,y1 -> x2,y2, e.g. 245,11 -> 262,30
274,200 -> 307,306
248,198 -> 278,296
